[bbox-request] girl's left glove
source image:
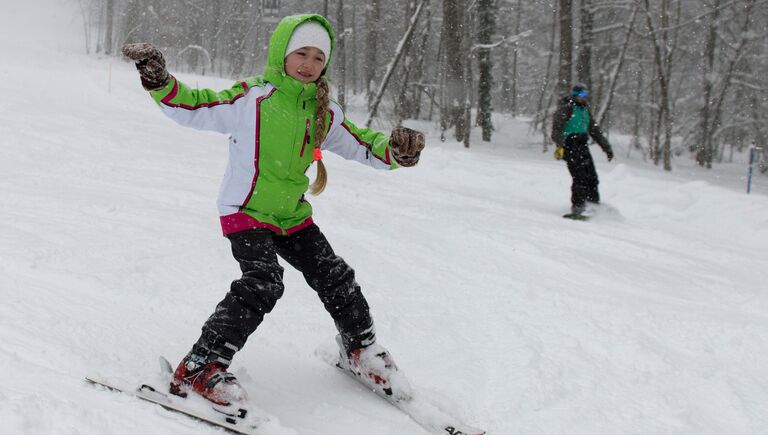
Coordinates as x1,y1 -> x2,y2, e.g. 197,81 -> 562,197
390,127 -> 425,167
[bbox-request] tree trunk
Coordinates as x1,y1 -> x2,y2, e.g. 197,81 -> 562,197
336,0 -> 346,110
752,94 -> 768,172
575,0 -> 593,88
643,0 -> 674,171
510,0 -> 521,115
441,0 -> 466,141
205,1 -> 225,75
556,0 -> 573,97
103,0 -> 114,55
350,6 -> 358,95
630,68 -> 645,160
697,0 -> 720,168
476,0 -> 495,142
462,4 -> 474,148
411,6 -> 432,120
365,0 -> 380,104
394,1 -> 418,123
78,0 -> 92,54
534,8 -> 557,150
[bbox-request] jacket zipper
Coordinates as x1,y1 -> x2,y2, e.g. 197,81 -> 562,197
299,118 -> 310,157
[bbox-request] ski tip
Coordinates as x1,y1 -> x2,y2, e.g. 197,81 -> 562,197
158,356 -> 173,375
445,427 -> 485,435
85,376 -> 126,393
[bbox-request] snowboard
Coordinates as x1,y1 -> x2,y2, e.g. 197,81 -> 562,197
562,212 -> 589,221
562,202 -> 623,221
315,342 -> 486,435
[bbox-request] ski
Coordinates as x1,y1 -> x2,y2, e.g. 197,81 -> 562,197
85,357 -> 277,435
84,376 -> 264,434
316,343 -> 486,435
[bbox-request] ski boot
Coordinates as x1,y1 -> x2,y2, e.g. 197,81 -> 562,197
336,335 -> 413,402
170,332 -> 248,410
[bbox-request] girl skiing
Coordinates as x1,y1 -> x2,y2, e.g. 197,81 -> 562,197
122,14 -> 424,409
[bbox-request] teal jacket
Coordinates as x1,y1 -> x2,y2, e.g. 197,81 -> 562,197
149,14 -> 398,235
550,96 -> 611,153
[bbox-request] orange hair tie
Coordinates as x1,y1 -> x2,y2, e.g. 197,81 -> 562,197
313,147 -> 323,161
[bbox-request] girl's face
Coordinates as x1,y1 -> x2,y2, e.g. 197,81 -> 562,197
284,47 -> 325,84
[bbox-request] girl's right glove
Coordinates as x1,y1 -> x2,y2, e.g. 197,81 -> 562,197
390,127 -> 425,167
121,43 -> 170,91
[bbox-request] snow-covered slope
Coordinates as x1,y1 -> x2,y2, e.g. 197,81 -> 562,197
1,1 -> 767,434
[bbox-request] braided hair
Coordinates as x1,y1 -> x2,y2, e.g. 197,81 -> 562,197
308,75 -> 329,195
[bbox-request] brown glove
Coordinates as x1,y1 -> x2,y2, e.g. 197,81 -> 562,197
390,127 -> 425,167
121,43 -> 170,91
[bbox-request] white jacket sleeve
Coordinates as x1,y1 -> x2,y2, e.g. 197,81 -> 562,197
149,76 -> 268,135
321,103 -> 397,170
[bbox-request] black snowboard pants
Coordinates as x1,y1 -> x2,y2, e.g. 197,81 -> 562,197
564,134 -> 600,208
200,224 -> 375,354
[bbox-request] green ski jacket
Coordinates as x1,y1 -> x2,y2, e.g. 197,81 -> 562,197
149,14 -> 398,235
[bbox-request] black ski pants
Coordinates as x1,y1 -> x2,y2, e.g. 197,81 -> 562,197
201,224 -> 374,353
564,134 -> 600,208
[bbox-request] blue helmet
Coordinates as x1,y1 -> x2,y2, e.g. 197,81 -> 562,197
571,83 -> 589,98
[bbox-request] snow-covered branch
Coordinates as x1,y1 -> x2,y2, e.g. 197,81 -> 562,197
471,30 -> 532,51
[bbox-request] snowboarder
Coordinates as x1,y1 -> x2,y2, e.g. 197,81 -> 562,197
551,83 -> 614,216
122,14 -> 424,410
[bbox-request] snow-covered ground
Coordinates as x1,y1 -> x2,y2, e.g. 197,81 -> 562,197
2,1 -> 767,434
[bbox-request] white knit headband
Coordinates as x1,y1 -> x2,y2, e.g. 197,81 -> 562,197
285,21 -> 331,67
